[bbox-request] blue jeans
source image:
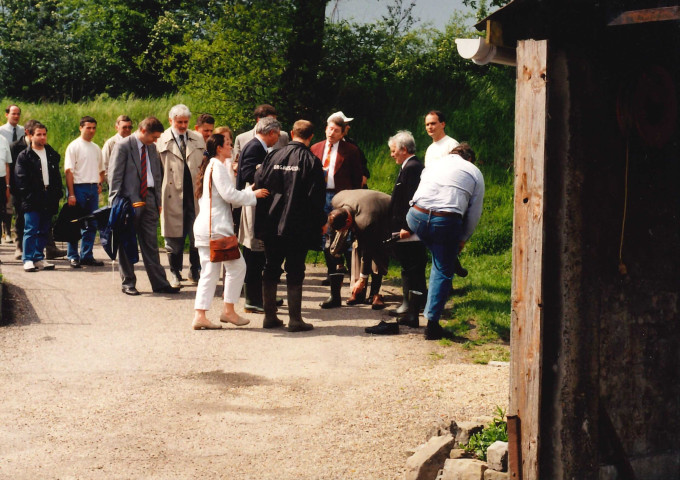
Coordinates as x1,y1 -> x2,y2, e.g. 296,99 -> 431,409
406,208 -> 463,323
321,190 -> 336,249
67,183 -> 99,261
23,211 -> 51,263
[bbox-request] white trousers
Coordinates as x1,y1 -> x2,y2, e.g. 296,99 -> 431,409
194,246 -> 246,311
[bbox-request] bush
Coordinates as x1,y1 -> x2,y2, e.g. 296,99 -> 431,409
463,406 -> 508,461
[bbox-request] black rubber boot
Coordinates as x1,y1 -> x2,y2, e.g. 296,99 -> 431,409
365,274 -> 383,304
399,290 -> 423,328
262,280 -> 284,329
287,284 -> 313,332
320,273 -> 344,309
389,274 -> 411,317
322,249 -> 338,286
244,283 -> 265,313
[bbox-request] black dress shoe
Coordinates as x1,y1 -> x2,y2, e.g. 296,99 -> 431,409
365,321 -> 399,335
153,285 -> 181,294
69,258 -> 81,268
80,258 -> 105,266
122,286 -> 141,296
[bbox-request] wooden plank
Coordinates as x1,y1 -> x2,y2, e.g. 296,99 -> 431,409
608,6 -> 680,26
510,39 -> 548,480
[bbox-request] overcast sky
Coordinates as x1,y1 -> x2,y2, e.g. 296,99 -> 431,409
326,0 -> 476,30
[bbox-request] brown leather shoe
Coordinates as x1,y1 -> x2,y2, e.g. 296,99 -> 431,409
346,287 -> 366,306
371,294 -> 386,310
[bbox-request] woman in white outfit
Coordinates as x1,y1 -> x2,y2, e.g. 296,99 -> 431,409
192,133 -> 269,330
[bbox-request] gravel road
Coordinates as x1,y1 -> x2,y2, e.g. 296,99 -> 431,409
0,243 -> 508,479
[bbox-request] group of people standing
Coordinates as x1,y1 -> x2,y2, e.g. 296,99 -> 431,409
3,102 -> 484,341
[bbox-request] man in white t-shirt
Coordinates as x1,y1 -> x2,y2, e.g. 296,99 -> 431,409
64,116 -> 105,268
424,110 -> 459,166
102,115 -> 133,181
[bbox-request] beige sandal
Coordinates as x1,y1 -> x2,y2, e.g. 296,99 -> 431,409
192,319 -> 222,330
220,312 -> 250,326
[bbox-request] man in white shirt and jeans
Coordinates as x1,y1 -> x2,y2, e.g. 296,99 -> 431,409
64,116 -> 106,268
424,110 -> 459,166
407,143 -> 484,340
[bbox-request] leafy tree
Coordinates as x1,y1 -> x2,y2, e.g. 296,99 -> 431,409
0,0 -> 84,100
0,0 -> 208,100
279,0 -> 329,125
162,0 -> 295,131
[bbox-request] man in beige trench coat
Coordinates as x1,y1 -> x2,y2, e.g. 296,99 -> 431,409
157,104 -> 206,287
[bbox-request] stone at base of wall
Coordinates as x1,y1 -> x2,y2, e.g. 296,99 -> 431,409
486,441 -> 508,472
483,469 -> 509,480
405,434 -> 455,480
440,458 -> 488,480
454,421 -> 486,446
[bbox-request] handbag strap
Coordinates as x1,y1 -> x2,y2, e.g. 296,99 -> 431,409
208,164 -> 213,239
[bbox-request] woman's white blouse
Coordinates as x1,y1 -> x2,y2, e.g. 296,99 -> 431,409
193,157 -> 257,247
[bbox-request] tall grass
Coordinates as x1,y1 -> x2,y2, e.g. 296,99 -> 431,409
4,94 -> 190,158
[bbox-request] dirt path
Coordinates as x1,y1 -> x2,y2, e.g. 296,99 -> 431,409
0,243 -> 508,479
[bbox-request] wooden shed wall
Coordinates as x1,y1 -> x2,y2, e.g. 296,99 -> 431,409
531,19 -> 680,479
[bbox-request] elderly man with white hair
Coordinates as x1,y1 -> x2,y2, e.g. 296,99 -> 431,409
157,104 -> 206,287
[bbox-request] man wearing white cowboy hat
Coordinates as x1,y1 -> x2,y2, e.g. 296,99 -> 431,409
328,111 -> 369,188
311,112 -> 364,284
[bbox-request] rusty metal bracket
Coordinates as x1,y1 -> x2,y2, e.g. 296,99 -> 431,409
507,414 -> 522,479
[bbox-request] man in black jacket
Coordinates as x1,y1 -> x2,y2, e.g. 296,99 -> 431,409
254,120 -> 326,332
10,120 -> 66,261
15,123 -> 63,271
366,130 -> 427,335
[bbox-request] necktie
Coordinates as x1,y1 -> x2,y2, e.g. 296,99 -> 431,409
323,142 -> 332,169
12,127 -> 16,142
179,134 -> 187,159
323,142 -> 332,184
140,145 -> 148,199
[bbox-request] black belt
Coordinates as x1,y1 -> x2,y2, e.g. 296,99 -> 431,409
326,189 -> 336,193
76,183 -> 98,186
413,204 -> 462,219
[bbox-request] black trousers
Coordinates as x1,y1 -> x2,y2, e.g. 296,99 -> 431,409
394,241 -> 428,293
0,177 -> 6,241
263,235 -> 308,286
242,245 -> 266,285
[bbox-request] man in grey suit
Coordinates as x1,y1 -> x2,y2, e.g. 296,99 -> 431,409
108,117 -> 180,296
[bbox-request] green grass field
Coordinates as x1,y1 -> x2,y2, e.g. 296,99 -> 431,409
5,95 -> 513,361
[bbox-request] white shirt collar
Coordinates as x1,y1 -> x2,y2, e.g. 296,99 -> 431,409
401,155 -> 415,169
255,135 -> 268,151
